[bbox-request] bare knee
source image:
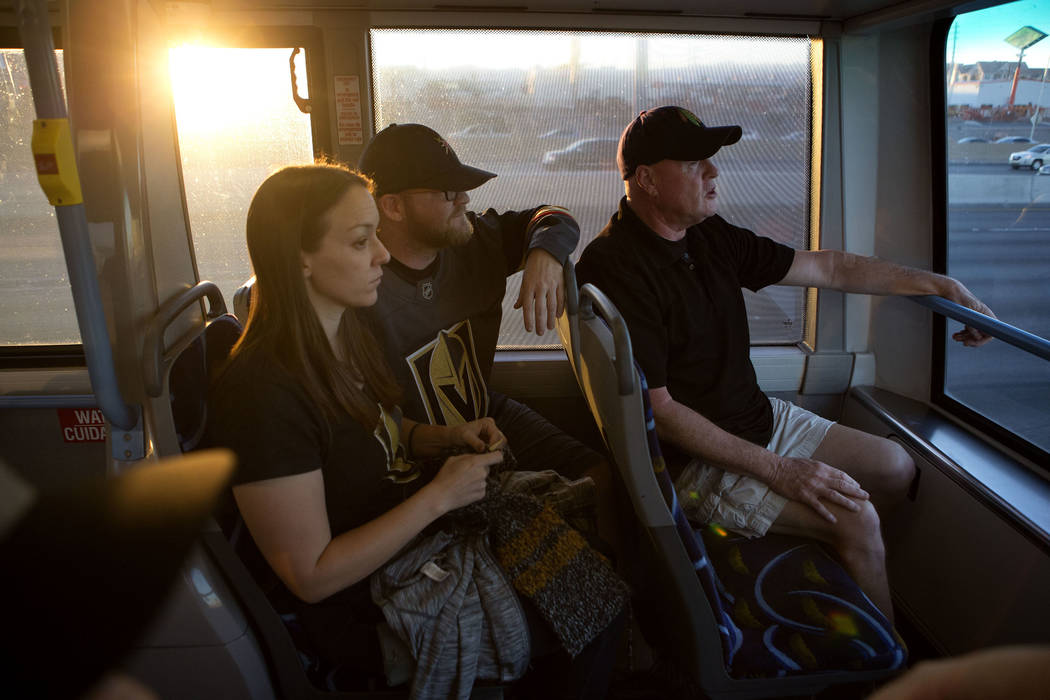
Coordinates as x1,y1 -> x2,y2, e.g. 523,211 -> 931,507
833,500 -> 885,556
874,439 -> 916,502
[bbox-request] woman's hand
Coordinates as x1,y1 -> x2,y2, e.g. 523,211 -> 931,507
426,451 -> 503,514
447,417 -> 506,453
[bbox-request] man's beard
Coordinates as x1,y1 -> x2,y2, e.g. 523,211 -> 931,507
425,215 -> 474,248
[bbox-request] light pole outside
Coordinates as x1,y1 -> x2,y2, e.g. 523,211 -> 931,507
1030,53 -> 1049,142
1004,25 -> 1046,107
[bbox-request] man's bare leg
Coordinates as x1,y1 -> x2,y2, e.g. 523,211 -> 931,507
811,424 -> 916,509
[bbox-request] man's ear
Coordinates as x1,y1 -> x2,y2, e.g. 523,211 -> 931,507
376,193 -> 405,222
634,165 -> 657,197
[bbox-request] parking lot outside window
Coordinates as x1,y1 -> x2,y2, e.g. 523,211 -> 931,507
371,29 -> 814,349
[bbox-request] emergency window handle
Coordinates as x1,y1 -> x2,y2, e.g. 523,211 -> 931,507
289,47 -> 311,114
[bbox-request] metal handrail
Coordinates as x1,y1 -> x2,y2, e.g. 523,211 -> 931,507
142,282 -> 228,397
16,0 -> 137,430
910,295 -> 1050,362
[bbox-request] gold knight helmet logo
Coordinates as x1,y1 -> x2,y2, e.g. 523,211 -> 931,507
374,405 -> 419,484
406,320 -> 488,426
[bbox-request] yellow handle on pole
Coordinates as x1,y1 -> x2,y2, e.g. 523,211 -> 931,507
31,118 -> 83,206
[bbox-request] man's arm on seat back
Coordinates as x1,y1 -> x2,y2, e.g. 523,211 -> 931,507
648,386 -> 868,524
475,206 -> 580,335
474,206 -> 580,275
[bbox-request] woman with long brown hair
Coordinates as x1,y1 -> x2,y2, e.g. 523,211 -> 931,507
208,163 -> 505,681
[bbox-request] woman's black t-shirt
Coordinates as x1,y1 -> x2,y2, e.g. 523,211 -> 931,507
207,347 -> 426,662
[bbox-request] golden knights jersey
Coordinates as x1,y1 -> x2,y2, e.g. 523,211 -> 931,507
367,206 -> 579,426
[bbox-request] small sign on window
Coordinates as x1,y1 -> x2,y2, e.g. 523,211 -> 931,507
335,75 -> 363,145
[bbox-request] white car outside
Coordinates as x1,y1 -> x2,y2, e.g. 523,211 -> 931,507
1008,143 -> 1050,170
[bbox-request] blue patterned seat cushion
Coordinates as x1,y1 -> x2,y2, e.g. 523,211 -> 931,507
634,362 -> 906,677
700,529 -> 905,676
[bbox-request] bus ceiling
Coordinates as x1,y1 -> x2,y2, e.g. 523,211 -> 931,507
145,0 -> 1006,30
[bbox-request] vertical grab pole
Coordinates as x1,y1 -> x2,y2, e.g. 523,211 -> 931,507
16,0 -> 140,442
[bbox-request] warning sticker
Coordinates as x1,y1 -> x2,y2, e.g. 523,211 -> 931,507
57,408 -> 107,443
334,75 -> 363,146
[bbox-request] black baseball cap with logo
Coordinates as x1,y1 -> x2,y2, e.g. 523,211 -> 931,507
617,106 -> 743,179
0,449 -> 234,698
359,123 -> 497,196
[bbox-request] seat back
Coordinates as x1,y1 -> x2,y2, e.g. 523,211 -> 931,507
555,262 -> 582,379
233,276 -> 256,322
569,281 -> 737,692
142,281 -> 241,457
562,275 -> 904,698
169,313 -> 243,453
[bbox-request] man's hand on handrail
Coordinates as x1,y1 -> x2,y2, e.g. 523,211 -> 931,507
943,279 -> 996,347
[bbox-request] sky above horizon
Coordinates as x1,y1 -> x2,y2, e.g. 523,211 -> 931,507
950,0 -> 1050,69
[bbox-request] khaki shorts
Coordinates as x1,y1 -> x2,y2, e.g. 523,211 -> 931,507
674,397 -> 834,538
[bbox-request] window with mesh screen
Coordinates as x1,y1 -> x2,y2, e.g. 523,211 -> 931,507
370,29 -> 814,349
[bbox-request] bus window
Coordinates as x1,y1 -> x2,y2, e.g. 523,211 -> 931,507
170,47 -> 314,306
370,29 -> 815,349
0,49 -> 77,347
943,0 -> 1050,460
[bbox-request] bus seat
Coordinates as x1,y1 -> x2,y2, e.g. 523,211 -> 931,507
559,273 -> 906,698
233,276 -> 256,321
169,312 -> 243,452
556,261 -> 582,379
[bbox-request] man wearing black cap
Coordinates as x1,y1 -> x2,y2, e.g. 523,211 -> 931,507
576,106 -> 995,618
359,123 -> 606,485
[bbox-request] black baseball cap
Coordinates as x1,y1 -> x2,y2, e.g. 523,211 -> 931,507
0,449 -> 234,697
618,106 -> 742,179
359,123 -> 497,196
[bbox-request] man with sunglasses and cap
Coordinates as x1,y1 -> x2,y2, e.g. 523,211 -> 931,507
359,123 -> 607,488
576,106 -> 995,619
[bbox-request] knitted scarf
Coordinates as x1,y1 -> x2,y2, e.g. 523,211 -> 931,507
431,448 -> 630,657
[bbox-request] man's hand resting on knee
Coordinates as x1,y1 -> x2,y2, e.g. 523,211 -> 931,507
768,457 -> 870,523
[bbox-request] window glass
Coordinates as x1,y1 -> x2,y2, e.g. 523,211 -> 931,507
371,29 -> 813,348
0,49 -> 77,346
945,1 -> 1050,455
170,47 -> 314,305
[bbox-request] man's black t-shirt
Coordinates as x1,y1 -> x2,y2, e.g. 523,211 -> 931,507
366,206 -> 579,427
576,198 -> 795,451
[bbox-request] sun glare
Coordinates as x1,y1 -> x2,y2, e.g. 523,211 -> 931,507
169,46 -> 309,137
